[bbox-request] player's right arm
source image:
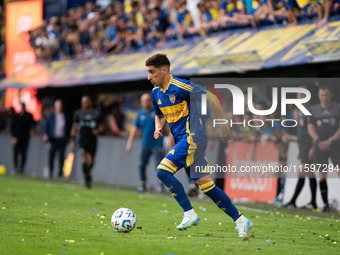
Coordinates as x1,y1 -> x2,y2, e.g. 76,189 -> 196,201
154,114 -> 165,140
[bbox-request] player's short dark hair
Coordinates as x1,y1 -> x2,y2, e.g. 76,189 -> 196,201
145,54 -> 170,68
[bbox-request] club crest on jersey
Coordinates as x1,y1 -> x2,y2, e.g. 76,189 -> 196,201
169,95 -> 176,104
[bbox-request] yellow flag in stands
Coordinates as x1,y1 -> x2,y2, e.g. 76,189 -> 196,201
63,152 -> 74,179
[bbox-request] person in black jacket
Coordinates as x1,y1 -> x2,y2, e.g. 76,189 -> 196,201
10,103 -> 35,174
43,100 -> 72,178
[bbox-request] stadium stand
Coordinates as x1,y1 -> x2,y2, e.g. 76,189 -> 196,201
1,0 -> 340,70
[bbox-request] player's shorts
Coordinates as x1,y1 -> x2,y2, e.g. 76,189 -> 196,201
165,132 -> 210,181
79,137 -> 97,156
298,139 -> 312,164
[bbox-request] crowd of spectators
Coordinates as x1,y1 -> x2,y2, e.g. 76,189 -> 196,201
25,0 -> 340,62
0,0 -> 339,74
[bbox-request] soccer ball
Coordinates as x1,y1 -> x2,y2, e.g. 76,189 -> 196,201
111,208 -> 137,233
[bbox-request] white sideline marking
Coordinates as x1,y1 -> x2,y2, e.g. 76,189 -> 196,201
237,206 -> 338,221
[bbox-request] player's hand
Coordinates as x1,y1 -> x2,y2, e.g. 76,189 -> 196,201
154,128 -> 163,140
11,137 -> 18,145
126,143 -> 132,153
220,125 -> 232,143
318,140 -> 331,151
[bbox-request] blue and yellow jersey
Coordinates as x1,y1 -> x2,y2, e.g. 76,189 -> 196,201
283,0 -> 311,11
209,7 -> 219,20
221,0 -> 245,16
247,0 -> 267,15
177,6 -> 193,26
152,75 -> 207,142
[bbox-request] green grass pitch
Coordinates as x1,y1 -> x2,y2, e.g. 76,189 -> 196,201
0,176 -> 339,255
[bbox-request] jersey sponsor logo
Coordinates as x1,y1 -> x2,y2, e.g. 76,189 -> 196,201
158,99 -> 162,105
169,95 -> 176,104
169,149 -> 175,155
164,110 -> 184,120
160,100 -> 189,123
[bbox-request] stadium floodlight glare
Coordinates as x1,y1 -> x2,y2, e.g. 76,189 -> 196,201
303,38 -> 340,62
194,49 -> 263,74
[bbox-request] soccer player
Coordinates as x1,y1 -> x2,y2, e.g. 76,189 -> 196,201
71,96 -> 105,188
307,86 -> 340,212
145,54 -> 253,238
126,93 -> 165,193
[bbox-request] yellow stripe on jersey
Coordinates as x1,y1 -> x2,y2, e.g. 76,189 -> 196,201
160,100 -> 189,123
172,80 -> 193,91
172,79 -> 193,89
172,83 -> 192,92
162,75 -> 173,92
186,116 -> 190,133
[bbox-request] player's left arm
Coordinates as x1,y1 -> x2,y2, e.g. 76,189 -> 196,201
207,94 -> 232,142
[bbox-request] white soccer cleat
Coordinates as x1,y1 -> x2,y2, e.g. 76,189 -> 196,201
176,214 -> 200,230
235,218 -> 253,238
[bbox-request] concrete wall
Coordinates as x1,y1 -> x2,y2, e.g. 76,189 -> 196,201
0,135 -> 219,190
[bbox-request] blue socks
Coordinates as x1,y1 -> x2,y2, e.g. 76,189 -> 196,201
200,181 -> 241,221
156,167 -> 241,221
156,169 -> 193,212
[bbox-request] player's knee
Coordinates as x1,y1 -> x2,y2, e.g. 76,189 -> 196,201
156,168 -> 172,181
198,180 -> 216,194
